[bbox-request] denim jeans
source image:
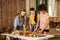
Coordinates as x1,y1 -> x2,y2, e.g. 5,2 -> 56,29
31,24 -> 36,31
16,24 -> 23,30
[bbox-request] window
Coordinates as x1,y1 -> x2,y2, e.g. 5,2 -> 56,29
48,0 -> 57,17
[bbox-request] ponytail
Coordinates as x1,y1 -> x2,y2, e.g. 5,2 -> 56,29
34,11 -> 37,23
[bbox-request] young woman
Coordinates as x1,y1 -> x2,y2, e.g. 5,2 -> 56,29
29,7 -> 40,32
14,9 -> 26,30
35,4 -> 50,34
29,8 -> 36,32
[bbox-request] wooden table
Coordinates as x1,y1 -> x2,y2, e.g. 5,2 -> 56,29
1,33 -> 54,40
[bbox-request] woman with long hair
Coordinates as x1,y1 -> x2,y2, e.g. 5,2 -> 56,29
14,9 -> 26,31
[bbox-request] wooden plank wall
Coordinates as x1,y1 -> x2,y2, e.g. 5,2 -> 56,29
0,0 -> 25,31
57,1 -> 60,21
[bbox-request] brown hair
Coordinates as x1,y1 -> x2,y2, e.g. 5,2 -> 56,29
17,10 -> 22,23
37,4 -> 47,11
18,9 -> 26,23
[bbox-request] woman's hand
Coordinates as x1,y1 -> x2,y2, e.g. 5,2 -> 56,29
39,29 -> 43,33
34,24 -> 38,32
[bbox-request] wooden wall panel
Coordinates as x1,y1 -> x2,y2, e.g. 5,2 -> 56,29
57,2 -> 60,21
17,0 -> 26,13
20,0 -> 26,9
0,0 -> 26,32
0,0 -> 2,27
6,0 -> 8,27
2,0 -> 7,27
12,0 -> 17,27
7,0 -> 12,27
